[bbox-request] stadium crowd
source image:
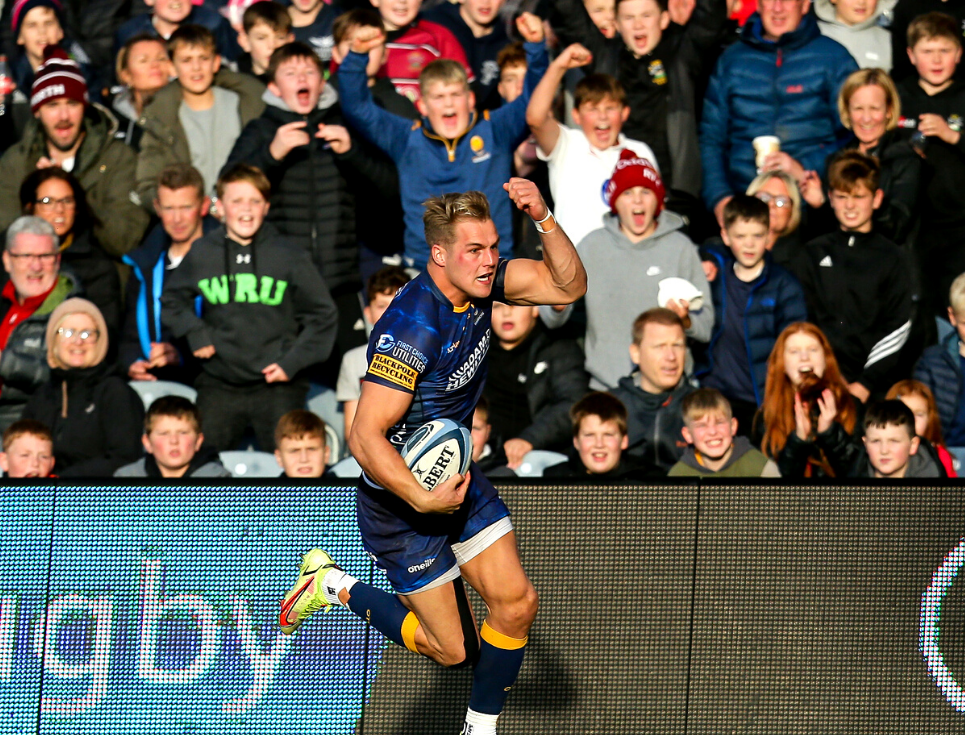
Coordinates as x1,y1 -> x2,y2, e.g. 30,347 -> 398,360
0,0 -> 962,481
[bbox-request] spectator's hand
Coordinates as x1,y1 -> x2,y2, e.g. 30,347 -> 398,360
702,259 -> 718,283
816,388 -> 837,434
128,360 -> 156,381
919,113 -> 960,145
147,341 -> 179,368
413,471 -> 470,513
504,438 -> 533,469
794,391 -> 812,441
317,124 -> 352,154
666,298 -> 692,328
194,345 -> 216,359
847,381 -> 870,404
269,120 -> 311,161
762,151 -> 805,181
713,195 -> 733,228
350,25 -> 385,54
36,156 -> 55,170
263,363 -> 289,383
516,11 -> 545,43
552,43 -> 593,70
504,177 -> 548,222
798,170 -> 825,208
668,0 -> 696,25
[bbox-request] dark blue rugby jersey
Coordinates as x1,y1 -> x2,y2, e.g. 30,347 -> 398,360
364,260 -> 509,449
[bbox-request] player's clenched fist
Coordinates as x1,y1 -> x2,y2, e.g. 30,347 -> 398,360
350,26 -> 385,54
414,471 -> 470,514
504,177 -> 548,222
515,12 -> 544,44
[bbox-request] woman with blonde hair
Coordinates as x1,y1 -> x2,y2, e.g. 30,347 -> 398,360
761,322 -> 860,477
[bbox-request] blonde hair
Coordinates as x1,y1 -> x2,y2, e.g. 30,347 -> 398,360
419,59 -> 469,96
746,171 -> 802,235
950,272 -> 965,313
423,191 -> 491,247
838,68 -> 901,131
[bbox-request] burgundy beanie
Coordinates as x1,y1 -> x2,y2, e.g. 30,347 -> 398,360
11,0 -> 63,35
30,45 -> 88,114
605,148 -> 666,215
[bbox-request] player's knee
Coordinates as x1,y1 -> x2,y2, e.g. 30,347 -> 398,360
436,640 -> 469,668
495,584 -> 539,632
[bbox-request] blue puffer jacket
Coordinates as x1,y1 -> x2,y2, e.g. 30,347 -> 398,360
914,331 -> 962,433
700,12 -> 857,209
695,244 -> 808,404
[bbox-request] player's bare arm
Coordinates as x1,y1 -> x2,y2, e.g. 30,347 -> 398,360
501,177 -> 587,306
348,380 -> 470,514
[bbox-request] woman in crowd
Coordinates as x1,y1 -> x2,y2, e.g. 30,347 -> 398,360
761,322 -> 860,477
109,33 -> 171,151
21,298 -> 143,477
20,167 -> 121,335
886,379 -> 957,477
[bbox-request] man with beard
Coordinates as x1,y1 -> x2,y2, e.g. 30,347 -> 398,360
0,46 -> 148,258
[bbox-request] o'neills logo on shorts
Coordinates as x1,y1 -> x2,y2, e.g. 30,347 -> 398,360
30,84 -> 65,107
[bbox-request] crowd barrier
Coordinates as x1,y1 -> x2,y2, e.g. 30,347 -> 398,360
1,479 -> 963,734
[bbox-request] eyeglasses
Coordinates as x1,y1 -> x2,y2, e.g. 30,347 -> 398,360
755,192 -> 792,208
6,252 -> 58,264
35,196 -> 76,209
57,327 -> 99,342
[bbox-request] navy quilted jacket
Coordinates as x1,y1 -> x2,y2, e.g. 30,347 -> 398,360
914,331 -> 963,433
700,12 -> 858,208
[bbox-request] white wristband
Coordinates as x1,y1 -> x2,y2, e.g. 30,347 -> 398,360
534,209 -> 556,234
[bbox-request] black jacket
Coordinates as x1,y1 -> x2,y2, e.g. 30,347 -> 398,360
775,421 -> 861,478
847,437 -> 947,478
21,361 -> 145,477
60,228 -> 122,337
223,86 -> 400,292
610,374 -> 696,472
542,455 -> 656,479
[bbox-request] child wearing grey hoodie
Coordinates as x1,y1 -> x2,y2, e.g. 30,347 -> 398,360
814,0 -> 896,70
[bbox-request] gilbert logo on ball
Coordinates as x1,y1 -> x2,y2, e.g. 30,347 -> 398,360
402,419 -> 472,491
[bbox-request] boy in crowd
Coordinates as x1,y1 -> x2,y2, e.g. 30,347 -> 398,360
791,151 -> 913,402
288,0 -> 340,65
527,47 -> 656,248
161,163 -> 339,453
336,266 -> 410,439
115,396 -> 231,477
814,0 -> 893,70
914,272 -> 965,448
572,150 -> 712,390
11,0 -> 91,105
338,20 -> 547,270
852,399 -> 944,478
668,388 -> 781,476
274,409 -> 332,478
544,392 -> 641,478
697,195 -> 807,432
121,163 -> 218,385
0,418 -> 55,477
237,2 -> 294,84
115,0 -> 238,62
136,24 -> 265,206
897,12 -> 965,315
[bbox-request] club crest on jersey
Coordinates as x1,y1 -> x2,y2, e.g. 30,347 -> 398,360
471,135 -> 491,163
446,330 -> 490,391
376,334 -> 396,352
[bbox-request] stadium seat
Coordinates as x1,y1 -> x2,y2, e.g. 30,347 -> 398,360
307,384 -> 345,460
128,380 -> 198,409
329,456 -> 362,478
515,450 -> 568,478
219,451 -> 282,478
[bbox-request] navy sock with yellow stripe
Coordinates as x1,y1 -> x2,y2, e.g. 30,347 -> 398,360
468,620 -> 528,715
346,583 -> 421,652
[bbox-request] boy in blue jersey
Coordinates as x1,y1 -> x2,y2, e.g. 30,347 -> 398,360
279,178 -> 587,735
336,20 -> 548,271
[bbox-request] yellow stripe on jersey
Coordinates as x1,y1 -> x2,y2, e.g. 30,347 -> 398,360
401,611 -> 420,652
368,354 -> 418,390
481,621 -> 527,650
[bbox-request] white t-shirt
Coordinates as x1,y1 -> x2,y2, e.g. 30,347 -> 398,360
537,123 -> 658,248
336,344 -> 369,403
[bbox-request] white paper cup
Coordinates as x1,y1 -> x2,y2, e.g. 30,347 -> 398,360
753,135 -> 781,170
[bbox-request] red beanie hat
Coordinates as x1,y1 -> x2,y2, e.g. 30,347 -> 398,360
605,148 -> 665,215
30,45 -> 88,114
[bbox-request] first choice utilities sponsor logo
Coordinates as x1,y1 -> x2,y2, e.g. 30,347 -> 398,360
376,333 -> 428,372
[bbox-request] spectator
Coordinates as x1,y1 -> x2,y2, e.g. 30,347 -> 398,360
114,0 -> 239,62
21,297 -> 144,476
745,170 -> 809,268
136,25 -> 265,207
527,49 -> 657,248
161,164 -> 339,452
814,0 -> 894,69
237,2 -> 293,84
120,163 -> 218,385
760,321 -> 859,477
791,150 -> 913,401
0,216 -> 81,431
287,0 -> 339,64
469,396 -> 513,474
484,300 -> 589,468
336,265 -> 410,439
274,408 -> 332,478
543,391 -> 644,478
610,308 -> 696,472
583,0 -> 616,38
700,0 -> 858,224
19,167 -> 122,337
575,150 -> 712,389
549,0 -> 729,222
337,20 -> 547,270
897,12 -> 965,314
889,0 -> 965,84
424,0 -> 510,111
887,378 -> 957,476
913,271 -> 965,448
850,398 -> 945,477
668,387 -> 781,476
697,194 -> 807,433
0,46 -> 149,258
0,418 -> 55,477
115,395 -> 231,477
110,34 -> 173,151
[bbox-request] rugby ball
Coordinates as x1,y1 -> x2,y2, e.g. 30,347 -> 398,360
402,419 -> 472,491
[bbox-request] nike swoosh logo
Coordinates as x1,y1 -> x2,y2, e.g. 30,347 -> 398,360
279,577 -> 313,627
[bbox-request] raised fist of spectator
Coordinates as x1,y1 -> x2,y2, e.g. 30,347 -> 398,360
516,12 -> 545,44
553,43 -> 593,70
350,26 -> 386,55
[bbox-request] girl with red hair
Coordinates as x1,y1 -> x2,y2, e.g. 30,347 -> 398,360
886,380 -> 957,478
